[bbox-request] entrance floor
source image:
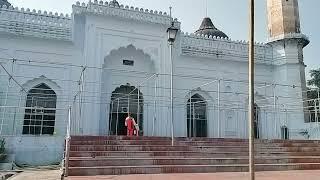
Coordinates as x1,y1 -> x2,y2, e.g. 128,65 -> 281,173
67,170 -> 320,180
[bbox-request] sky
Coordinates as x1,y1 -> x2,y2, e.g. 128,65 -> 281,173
8,0 -> 320,79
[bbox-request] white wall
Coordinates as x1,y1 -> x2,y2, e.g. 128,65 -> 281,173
0,2 -> 311,166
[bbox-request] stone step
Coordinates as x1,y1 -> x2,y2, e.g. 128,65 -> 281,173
70,136 -> 320,144
68,163 -> 320,176
69,150 -> 319,158
71,136 -> 248,142
70,140 -> 250,146
68,157 -> 320,167
70,145 -> 248,152
67,136 -> 320,176
69,145 -> 320,152
70,140 -> 320,148
69,151 -> 250,157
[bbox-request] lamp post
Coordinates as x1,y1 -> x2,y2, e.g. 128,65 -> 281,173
167,7 -> 178,146
248,0 -> 255,179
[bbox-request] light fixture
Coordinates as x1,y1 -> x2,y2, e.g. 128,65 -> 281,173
167,22 -> 178,43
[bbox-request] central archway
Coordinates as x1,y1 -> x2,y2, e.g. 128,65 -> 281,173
187,94 -> 208,137
109,84 -> 143,136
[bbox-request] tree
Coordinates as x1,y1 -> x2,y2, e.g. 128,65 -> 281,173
308,68 -> 320,89
307,68 -> 320,122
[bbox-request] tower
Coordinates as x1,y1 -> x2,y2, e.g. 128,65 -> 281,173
267,0 -> 301,38
267,0 -> 310,131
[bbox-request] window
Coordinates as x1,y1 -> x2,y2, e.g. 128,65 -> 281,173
123,60 -> 134,66
22,83 -> 57,135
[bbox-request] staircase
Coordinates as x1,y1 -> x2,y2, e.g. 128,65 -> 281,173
67,136 -> 320,176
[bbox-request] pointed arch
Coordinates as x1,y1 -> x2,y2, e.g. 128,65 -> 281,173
22,83 -> 57,135
254,103 -> 260,139
187,93 -> 208,137
102,44 -> 155,73
244,92 -> 269,139
281,126 -> 289,140
109,84 -> 143,136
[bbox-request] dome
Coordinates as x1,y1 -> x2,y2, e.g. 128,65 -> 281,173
109,0 -> 120,7
195,17 -> 228,38
0,0 -> 11,7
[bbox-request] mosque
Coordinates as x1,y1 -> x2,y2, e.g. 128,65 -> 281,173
0,0 -> 313,165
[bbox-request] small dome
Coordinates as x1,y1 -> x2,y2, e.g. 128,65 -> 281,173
195,17 -> 228,38
109,0 -> 120,7
0,0 -> 11,7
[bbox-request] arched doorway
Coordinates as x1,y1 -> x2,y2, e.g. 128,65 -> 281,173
281,126 -> 289,140
109,84 -> 143,136
187,94 -> 207,137
254,103 -> 260,139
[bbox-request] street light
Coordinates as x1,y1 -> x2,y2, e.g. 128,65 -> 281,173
167,25 -> 178,44
248,0 -> 255,179
167,6 -> 178,146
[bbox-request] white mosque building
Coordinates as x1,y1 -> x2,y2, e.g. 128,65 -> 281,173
0,0 -> 314,165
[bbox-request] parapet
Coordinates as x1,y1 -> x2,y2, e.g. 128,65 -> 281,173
73,1 -> 180,27
0,4 -> 72,41
181,32 -> 273,64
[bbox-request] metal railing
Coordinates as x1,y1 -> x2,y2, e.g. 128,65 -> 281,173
64,106 -> 71,177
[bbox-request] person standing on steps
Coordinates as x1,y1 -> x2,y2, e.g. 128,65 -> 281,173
125,113 -> 137,136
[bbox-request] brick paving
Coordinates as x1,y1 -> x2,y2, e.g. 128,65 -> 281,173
66,170 -> 320,180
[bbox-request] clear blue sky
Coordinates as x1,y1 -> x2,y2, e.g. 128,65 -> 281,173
8,0 -> 319,79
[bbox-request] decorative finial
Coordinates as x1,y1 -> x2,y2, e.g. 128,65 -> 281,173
169,6 -> 173,26
205,0 -> 208,17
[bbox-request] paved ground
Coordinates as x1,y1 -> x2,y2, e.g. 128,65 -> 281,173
9,170 -> 62,180
8,170 -> 320,180
67,170 -> 320,180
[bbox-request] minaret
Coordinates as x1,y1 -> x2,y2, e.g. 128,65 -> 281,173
267,0 -> 309,62
267,0 -> 310,127
267,0 -> 301,38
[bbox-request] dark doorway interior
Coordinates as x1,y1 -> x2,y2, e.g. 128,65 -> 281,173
109,84 -> 143,136
110,113 -> 141,136
187,94 -> 207,137
254,104 -> 260,139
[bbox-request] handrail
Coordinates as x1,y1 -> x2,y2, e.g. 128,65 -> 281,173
64,106 -> 72,177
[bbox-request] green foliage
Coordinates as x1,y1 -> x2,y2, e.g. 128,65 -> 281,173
308,68 -> 320,88
0,138 -> 5,154
306,68 -> 320,122
307,88 -> 317,99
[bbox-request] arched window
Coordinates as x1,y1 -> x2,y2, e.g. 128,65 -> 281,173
187,94 -> 207,137
23,83 -> 57,135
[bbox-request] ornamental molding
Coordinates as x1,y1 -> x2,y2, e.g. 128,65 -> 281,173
0,5 -> 72,41
181,33 -> 273,65
73,1 -> 180,27
268,33 -> 310,47
22,75 -> 61,93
